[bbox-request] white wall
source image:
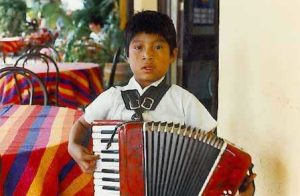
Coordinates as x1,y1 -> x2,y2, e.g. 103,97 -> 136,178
218,1 -> 300,195
134,0 -> 157,12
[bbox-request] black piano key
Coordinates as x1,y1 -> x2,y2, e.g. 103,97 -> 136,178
102,177 -> 120,182
101,169 -> 119,174
102,186 -> 120,191
100,130 -> 115,134
101,158 -> 119,162
101,150 -> 119,154
101,138 -> 118,143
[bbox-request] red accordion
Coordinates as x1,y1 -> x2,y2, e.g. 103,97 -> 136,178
92,121 -> 252,196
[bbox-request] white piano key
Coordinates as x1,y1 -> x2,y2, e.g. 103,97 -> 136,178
94,179 -> 120,187
93,125 -> 117,132
95,162 -> 119,171
95,166 -> 119,172
94,186 -> 120,196
93,143 -> 119,152
93,140 -> 119,145
94,172 -> 119,179
93,138 -> 108,145
99,153 -> 119,159
92,132 -> 105,138
97,161 -> 119,168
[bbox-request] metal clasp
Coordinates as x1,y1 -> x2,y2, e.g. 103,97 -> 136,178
129,99 -> 140,110
141,97 -> 154,110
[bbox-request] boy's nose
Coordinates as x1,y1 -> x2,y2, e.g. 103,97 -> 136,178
142,48 -> 154,60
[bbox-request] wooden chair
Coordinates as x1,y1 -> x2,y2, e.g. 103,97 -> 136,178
0,67 -> 48,105
14,52 -> 60,105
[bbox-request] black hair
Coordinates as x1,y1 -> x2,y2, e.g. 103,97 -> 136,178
124,10 -> 177,57
89,15 -> 104,27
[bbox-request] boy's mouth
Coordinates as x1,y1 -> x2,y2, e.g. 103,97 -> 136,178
142,65 -> 154,72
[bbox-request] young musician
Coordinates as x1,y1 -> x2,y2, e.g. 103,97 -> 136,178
68,10 -> 255,195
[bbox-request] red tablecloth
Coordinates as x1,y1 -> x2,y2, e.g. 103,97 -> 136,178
0,104 -> 93,195
0,62 -> 103,108
0,37 -> 25,54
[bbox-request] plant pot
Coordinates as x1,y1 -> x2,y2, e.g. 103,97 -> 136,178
103,62 -> 132,88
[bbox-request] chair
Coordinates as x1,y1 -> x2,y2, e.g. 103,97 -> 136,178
0,67 -> 48,105
25,43 -> 61,62
14,52 -> 60,105
107,47 -> 121,88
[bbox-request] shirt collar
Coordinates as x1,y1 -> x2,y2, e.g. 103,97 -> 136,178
126,76 -> 165,95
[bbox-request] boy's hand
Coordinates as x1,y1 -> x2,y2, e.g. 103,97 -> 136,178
68,143 -> 100,173
238,173 -> 256,196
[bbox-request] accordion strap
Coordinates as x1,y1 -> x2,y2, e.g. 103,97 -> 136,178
121,79 -> 170,121
239,163 -> 256,196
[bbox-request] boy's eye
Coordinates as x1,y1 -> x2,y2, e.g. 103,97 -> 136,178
133,45 -> 143,50
154,44 -> 163,50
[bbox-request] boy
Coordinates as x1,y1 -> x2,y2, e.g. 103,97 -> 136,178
89,16 -> 105,44
68,10 -> 255,195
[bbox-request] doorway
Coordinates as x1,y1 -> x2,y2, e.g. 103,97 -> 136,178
159,0 -> 219,119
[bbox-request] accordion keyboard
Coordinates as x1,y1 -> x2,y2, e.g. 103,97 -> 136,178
92,125 -> 120,196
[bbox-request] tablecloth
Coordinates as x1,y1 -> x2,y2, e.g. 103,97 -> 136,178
0,105 -> 94,195
0,62 -> 103,109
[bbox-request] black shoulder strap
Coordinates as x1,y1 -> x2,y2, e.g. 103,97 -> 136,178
121,81 -> 171,120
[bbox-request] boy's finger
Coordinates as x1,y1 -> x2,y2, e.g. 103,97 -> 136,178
83,153 -> 100,161
245,173 -> 256,184
80,161 -> 91,171
239,173 -> 256,192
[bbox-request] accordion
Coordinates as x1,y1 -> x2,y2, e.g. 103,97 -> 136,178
92,121 -> 252,196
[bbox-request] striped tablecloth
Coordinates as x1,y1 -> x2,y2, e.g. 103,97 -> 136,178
0,105 -> 94,195
0,62 -> 103,109
0,37 -> 25,54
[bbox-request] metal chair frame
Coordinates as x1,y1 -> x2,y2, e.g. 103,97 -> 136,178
0,67 -> 48,105
25,44 -> 61,62
14,52 -> 60,105
108,47 -> 121,88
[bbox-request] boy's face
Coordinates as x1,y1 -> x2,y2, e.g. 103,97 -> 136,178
127,33 -> 177,88
89,23 -> 101,33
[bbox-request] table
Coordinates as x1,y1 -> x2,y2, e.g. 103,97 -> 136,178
0,62 -> 103,109
0,37 -> 25,63
0,105 -> 93,195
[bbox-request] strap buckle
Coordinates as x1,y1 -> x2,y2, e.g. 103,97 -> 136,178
141,97 -> 154,110
129,99 -> 140,110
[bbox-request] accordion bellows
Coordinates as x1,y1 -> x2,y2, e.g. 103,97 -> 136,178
92,121 -> 252,196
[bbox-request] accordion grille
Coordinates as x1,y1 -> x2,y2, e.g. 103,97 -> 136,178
143,121 -> 224,196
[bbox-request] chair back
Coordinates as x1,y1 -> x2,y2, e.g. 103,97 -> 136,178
25,44 -> 61,62
0,67 -> 48,105
14,52 -> 60,105
108,47 -> 121,88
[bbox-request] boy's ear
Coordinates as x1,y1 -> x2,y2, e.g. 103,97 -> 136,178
170,48 -> 178,63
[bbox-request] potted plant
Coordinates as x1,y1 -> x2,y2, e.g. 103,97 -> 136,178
0,0 -> 27,37
39,0 -> 132,87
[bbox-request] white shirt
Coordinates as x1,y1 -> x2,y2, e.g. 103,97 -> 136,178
90,31 -> 105,44
85,77 -> 217,131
